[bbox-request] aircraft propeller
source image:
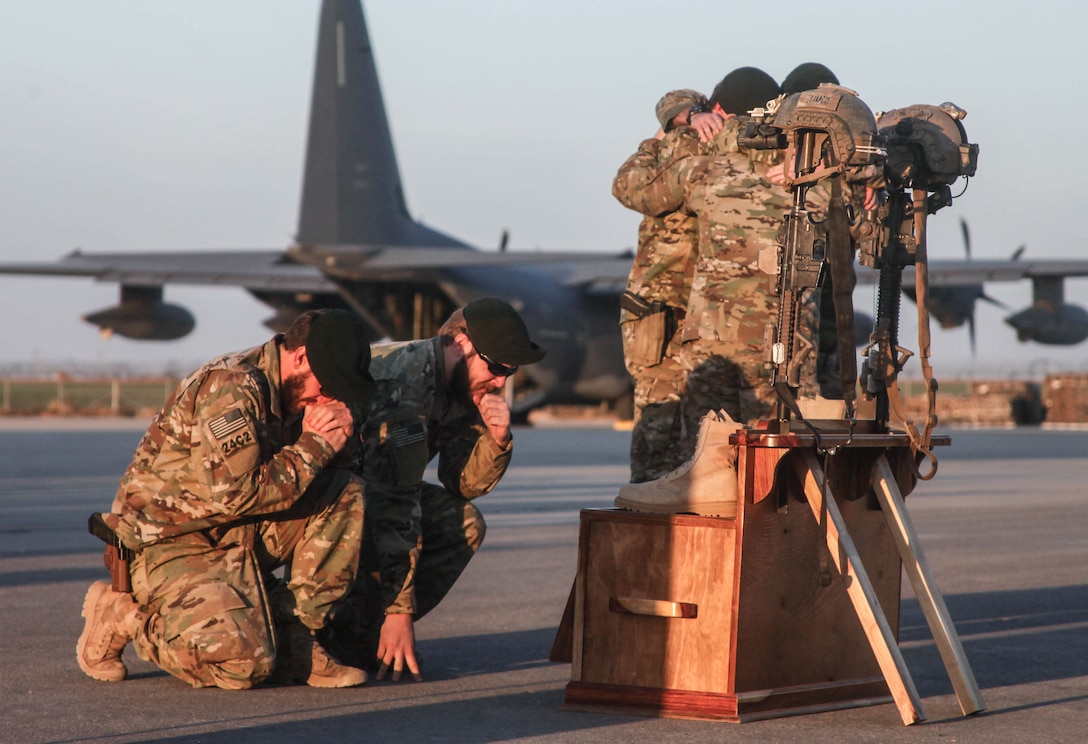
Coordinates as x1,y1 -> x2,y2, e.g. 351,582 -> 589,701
957,217 -> 1012,354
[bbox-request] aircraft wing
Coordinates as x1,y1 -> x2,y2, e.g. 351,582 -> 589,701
0,249 -> 335,293
297,244 -> 634,292
857,259 -> 1088,287
528,256 -> 634,294
14,251 -> 1088,295
289,243 -> 631,282
0,245 -> 634,291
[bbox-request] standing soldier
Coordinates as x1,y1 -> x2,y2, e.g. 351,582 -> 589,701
613,67 -> 788,517
613,89 -> 724,482
77,309 -> 374,690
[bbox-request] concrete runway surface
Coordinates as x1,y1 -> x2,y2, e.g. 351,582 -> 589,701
1,417 -> 1086,743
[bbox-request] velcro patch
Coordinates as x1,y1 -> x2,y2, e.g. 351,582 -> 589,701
209,408 -> 247,439
208,406 -> 258,477
391,422 -> 425,448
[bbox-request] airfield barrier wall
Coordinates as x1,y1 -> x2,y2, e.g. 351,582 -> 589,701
1042,374 -> 1088,424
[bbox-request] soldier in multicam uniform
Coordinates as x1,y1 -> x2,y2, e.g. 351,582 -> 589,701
619,68 -> 787,434
76,310 -> 375,690
613,67 -> 789,517
325,297 -> 546,682
613,89 -> 726,482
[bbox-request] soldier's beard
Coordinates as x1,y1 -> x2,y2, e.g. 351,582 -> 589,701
281,371 -> 308,416
449,358 -> 473,409
449,357 -> 495,409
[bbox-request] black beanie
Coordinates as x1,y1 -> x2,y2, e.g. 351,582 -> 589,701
709,67 -> 781,115
781,62 -> 839,95
463,297 -> 546,366
305,310 -> 375,405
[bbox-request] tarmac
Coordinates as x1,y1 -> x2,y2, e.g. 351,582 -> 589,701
1,417 -> 1086,743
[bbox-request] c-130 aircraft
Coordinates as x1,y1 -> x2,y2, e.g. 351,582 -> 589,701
0,0 -> 635,415
5,0 -> 1088,414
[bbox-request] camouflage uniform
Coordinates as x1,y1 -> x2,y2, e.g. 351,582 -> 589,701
613,127 -> 702,482
109,337 -> 364,689
617,117 -> 791,457
326,337 -> 511,664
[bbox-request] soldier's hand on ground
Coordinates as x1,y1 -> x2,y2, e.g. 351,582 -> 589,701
477,392 -> 511,447
303,402 -> 353,452
690,111 -> 725,143
376,613 -> 422,682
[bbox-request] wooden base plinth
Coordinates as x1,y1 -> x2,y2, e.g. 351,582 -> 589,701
563,440 -> 915,723
564,678 -> 892,722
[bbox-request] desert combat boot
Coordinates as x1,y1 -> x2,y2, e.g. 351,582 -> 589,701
273,620 -> 368,688
614,409 -> 742,517
77,580 -> 145,682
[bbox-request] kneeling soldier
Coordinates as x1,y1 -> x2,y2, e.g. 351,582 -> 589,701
77,310 -> 374,690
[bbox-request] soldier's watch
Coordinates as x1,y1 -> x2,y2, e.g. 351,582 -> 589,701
685,103 -> 708,126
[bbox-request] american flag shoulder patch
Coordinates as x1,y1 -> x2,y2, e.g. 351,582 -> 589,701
391,422 -> 425,448
209,408 -> 248,440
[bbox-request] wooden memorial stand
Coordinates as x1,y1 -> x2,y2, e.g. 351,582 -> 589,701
558,424 -> 984,725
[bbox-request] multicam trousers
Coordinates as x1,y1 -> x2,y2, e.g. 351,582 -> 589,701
622,309 -> 688,482
128,469 -> 364,689
321,483 -> 486,669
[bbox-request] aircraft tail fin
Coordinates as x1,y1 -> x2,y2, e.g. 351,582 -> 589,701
296,0 -> 463,248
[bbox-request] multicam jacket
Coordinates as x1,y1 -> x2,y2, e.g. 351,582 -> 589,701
110,337 -> 339,550
613,127 -> 703,312
617,117 -> 788,352
360,337 -> 512,615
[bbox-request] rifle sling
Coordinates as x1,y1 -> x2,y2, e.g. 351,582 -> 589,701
828,176 -> 857,415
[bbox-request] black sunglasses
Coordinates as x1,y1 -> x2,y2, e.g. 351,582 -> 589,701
476,349 -> 518,377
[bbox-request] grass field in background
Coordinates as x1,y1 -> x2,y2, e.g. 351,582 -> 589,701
0,377 -> 176,415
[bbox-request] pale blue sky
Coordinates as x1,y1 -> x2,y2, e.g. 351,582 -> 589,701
2,0 -> 1085,379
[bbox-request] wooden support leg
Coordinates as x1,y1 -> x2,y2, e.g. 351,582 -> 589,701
549,580 -> 576,663
871,454 -> 986,716
793,451 -> 927,726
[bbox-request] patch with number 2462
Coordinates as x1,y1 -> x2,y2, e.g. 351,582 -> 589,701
208,407 -> 258,476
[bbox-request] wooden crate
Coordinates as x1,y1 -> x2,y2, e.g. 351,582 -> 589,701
564,441 -> 910,722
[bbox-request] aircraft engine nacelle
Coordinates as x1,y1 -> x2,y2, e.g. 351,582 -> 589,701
1005,303 -> 1088,345
82,285 -> 196,340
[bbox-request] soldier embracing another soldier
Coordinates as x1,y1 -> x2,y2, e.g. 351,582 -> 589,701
612,63 -> 850,518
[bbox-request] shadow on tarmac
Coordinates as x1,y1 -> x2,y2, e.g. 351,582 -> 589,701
102,689 -> 623,744
900,584 -> 1088,696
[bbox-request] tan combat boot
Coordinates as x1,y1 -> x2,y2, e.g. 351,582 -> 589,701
76,580 -> 144,682
273,620 -> 367,688
798,395 -> 847,419
614,409 -> 741,517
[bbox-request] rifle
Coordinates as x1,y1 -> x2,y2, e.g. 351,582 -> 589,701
858,103 -> 979,478
742,86 -> 886,429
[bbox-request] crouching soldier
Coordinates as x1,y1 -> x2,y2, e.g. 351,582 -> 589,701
324,298 -> 546,682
